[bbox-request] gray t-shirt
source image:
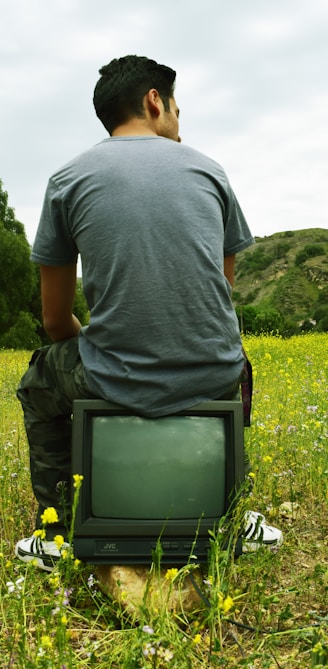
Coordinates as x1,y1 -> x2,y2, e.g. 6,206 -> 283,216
32,136 -> 254,416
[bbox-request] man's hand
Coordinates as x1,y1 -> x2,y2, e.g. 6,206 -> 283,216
40,264 -> 82,341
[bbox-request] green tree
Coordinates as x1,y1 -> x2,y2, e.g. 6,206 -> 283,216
253,308 -> 284,334
0,311 -> 41,349
317,287 -> 328,305
0,181 -> 41,348
295,244 -> 325,266
235,305 -> 258,334
0,180 -> 89,349
317,315 -> 328,332
74,279 -> 89,327
313,305 -> 328,332
0,180 -> 25,235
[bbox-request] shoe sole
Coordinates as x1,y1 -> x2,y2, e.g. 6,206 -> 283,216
242,537 -> 283,553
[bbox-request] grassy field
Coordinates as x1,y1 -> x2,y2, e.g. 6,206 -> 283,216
0,334 -> 327,668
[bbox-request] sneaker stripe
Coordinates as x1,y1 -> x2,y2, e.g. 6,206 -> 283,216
244,522 -> 264,541
16,545 -> 57,568
15,537 -> 61,571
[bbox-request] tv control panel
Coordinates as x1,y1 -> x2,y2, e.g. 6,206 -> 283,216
73,536 -> 242,564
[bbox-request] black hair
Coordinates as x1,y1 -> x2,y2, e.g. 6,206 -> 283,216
93,55 -> 176,134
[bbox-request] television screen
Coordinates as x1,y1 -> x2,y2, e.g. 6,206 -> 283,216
71,400 -> 245,564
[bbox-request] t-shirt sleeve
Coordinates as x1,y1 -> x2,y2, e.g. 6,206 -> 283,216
222,180 -> 255,256
31,178 -> 79,266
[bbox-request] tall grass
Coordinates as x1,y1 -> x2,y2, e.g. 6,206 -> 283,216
0,334 -> 327,668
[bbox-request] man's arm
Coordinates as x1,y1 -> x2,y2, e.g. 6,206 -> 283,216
224,254 -> 236,288
40,264 -> 82,342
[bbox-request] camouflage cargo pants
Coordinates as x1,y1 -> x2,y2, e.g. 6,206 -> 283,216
17,337 -> 96,539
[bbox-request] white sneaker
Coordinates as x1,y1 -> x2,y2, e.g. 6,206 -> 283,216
15,536 -> 69,572
243,511 -> 283,552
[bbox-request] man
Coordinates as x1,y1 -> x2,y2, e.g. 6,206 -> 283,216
15,55 -> 282,570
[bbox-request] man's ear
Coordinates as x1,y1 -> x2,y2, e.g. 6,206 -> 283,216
146,88 -> 161,118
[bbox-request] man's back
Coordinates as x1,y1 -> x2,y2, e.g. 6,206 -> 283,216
32,136 -> 253,416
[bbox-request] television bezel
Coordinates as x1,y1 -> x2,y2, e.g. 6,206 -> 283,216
71,399 -> 245,564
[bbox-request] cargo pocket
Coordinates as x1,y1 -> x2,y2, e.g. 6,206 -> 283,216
51,338 -> 81,374
18,346 -> 52,393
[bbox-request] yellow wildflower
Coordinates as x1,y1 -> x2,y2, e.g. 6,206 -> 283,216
40,634 -> 53,649
218,592 -> 234,615
54,535 -> 65,550
73,473 -> 84,488
29,558 -> 39,568
33,529 -> 46,540
222,595 -> 234,614
165,567 -> 179,581
40,507 -> 59,525
48,573 -> 60,588
193,633 -> 202,644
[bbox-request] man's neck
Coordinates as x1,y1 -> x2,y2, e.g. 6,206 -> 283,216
111,118 -> 157,137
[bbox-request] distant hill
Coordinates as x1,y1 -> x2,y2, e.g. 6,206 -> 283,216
233,228 -> 328,333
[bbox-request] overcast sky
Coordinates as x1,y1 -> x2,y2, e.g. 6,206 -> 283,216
1,0 -> 327,245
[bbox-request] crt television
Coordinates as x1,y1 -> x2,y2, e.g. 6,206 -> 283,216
71,399 -> 245,564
